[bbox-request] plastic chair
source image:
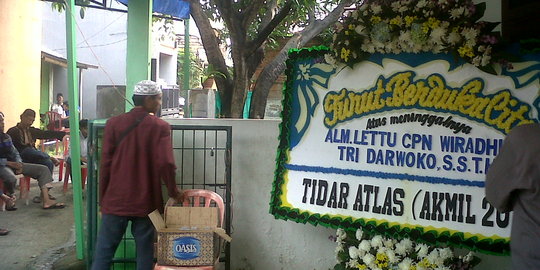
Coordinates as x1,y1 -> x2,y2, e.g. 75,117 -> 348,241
18,175 -> 32,205
61,135 -> 87,193
40,111 -> 63,155
154,189 -> 225,270
46,111 -> 63,131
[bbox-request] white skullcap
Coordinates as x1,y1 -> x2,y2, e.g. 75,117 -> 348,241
134,80 -> 162,96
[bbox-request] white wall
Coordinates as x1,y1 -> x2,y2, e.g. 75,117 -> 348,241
41,2 -> 128,119
167,118 -> 511,270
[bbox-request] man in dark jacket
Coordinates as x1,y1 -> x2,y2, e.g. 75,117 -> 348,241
91,80 -> 184,270
7,109 -> 65,173
0,111 -> 64,209
486,123 -> 540,269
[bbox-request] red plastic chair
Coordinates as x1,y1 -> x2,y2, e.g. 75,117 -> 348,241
46,111 -> 63,131
60,135 -> 87,193
18,175 -> 32,205
41,111 -> 66,155
154,189 -> 225,270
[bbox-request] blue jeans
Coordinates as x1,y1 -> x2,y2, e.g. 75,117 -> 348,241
20,147 -> 54,173
91,214 -> 155,270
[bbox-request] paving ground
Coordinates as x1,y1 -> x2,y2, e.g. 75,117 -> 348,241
0,177 -> 80,270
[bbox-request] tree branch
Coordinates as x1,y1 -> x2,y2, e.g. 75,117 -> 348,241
214,0 -> 235,31
258,0 -> 278,32
241,0 -> 266,31
245,0 -> 293,56
250,0 -> 355,118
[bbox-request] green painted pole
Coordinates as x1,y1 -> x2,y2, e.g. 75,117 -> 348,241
39,62 -> 51,116
183,19 -> 190,117
183,19 -> 190,91
126,0 -> 153,112
65,0 -> 85,260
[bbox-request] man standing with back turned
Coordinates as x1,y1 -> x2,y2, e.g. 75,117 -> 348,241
486,123 -> 540,269
92,80 -> 184,270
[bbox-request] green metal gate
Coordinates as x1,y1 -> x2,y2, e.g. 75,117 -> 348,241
86,120 -> 232,269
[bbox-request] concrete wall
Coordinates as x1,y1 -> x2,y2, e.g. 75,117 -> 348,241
0,0 -> 42,129
166,118 -> 511,270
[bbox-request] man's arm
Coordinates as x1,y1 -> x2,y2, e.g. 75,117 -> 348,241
29,127 -> 65,141
99,121 -> 115,204
157,123 -> 181,201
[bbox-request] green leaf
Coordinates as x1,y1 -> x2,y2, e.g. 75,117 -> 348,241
333,264 -> 348,270
472,2 -> 487,22
478,64 -> 497,75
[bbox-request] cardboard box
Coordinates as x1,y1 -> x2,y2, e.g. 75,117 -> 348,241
149,206 -> 231,267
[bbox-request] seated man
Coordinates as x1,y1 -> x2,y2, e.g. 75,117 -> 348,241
0,111 -> 64,209
7,109 -> 65,173
0,190 -> 8,236
66,119 -> 88,173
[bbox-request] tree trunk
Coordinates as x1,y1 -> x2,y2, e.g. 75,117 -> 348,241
189,0 -> 233,117
249,0 -> 353,119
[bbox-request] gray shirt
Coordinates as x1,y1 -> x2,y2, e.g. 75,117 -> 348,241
486,123 -> 540,269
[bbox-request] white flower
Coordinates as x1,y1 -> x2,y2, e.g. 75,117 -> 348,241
427,249 -> 443,266
359,239 -> 372,252
361,42 -> 376,53
395,243 -> 408,256
355,25 -> 367,36
412,43 -> 423,53
398,6 -> 408,13
450,7 -> 464,20
463,251 -> 474,262
324,54 -> 336,66
384,239 -> 395,248
432,44 -> 446,54
447,32 -> 461,45
371,4 -> 382,14
439,248 -> 453,260
386,249 -> 398,263
398,258 -> 413,270
417,0 -> 428,8
356,229 -> 364,240
461,27 -> 479,43
371,235 -> 384,248
472,56 -> 482,66
336,228 -> 346,240
335,245 -> 344,254
362,253 -> 375,266
400,238 -> 413,250
481,54 -> 491,66
430,27 -> 446,44
349,246 -> 360,259
416,244 -> 429,259
391,1 -> 402,12
346,259 -> 359,268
